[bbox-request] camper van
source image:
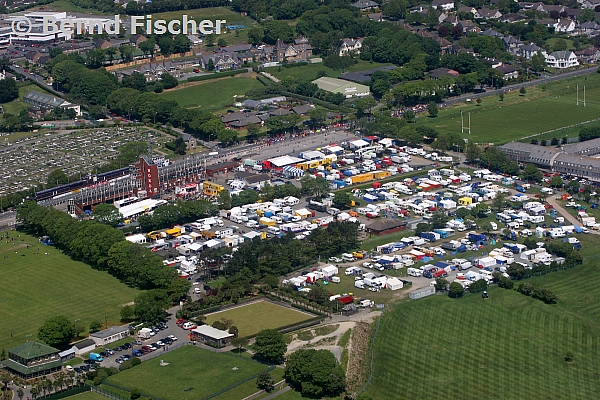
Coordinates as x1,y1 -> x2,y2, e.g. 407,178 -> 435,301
267,226 -> 281,235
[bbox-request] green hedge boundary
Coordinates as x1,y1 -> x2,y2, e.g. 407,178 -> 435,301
187,69 -> 246,82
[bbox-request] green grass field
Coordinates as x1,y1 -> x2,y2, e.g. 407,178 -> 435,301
66,392 -> 107,400
160,77 -> 263,111
266,60 -> 393,82
415,72 -> 600,145
204,301 -> 314,337
152,7 -> 253,27
105,346 -> 270,400
0,232 -> 138,350
366,235 -> 600,400
1,84 -> 53,116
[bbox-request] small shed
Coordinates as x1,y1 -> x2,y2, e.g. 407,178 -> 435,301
71,339 -> 96,356
89,326 -> 130,347
191,325 -> 234,348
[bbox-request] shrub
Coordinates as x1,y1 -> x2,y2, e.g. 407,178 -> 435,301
517,283 -> 535,296
131,357 -> 141,366
119,360 -> 133,371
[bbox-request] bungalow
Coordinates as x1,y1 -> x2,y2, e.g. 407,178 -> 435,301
518,43 -> 545,59
458,6 -> 477,14
579,21 -> 600,33
191,325 -> 234,348
366,12 -> 384,22
459,20 -> 480,33
432,0 -> 455,11
89,325 -> 130,347
475,8 -> 502,19
429,67 -> 460,79
500,13 -> 527,23
495,64 -> 519,80
545,50 -> 579,69
443,15 -> 458,25
339,38 -> 364,56
201,53 -> 240,71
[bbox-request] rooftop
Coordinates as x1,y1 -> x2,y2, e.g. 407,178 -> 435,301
9,341 -> 59,359
89,325 -> 129,339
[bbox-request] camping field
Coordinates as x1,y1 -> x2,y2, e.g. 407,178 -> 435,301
204,300 -> 314,337
104,346 -> 270,400
366,235 -> 600,400
160,76 -> 264,111
0,231 -> 138,350
415,72 -> 600,145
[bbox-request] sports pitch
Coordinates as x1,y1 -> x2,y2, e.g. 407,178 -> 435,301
0,231 -> 138,350
104,345 -> 269,400
415,72 -> 600,145
204,300 -> 314,337
366,235 -> 600,400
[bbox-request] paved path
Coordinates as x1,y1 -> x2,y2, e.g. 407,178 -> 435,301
261,385 -> 293,399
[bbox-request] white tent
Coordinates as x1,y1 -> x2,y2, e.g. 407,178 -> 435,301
379,138 -> 394,147
350,139 -> 369,149
295,208 -> 312,218
321,265 -> 339,277
386,277 -> 404,290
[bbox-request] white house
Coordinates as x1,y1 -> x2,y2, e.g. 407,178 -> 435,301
554,19 -> 576,33
432,0 -> 455,11
339,38 -> 364,56
545,51 -> 579,69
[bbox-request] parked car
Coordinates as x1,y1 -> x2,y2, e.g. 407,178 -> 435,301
168,335 -> 178,341
132,350 -> 142,357
133,340 -> 142,346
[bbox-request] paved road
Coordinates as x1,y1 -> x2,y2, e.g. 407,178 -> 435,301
0,211 -> 16,230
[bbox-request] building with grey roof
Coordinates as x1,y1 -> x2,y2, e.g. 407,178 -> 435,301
89,325 -> 130,346
23,90 -> 81,116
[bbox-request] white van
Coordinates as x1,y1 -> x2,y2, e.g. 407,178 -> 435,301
342,253 -> 355,262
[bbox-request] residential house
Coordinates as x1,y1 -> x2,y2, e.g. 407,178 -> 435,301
480,29 -> 504,37
339,38 -> 364,56
475,8 -> 502,19
351,0 -> 379,11
137,61 -> 182,82
575,46 -> 600,63
25,51 -> 44,64
366,12 -> 384,21
518,43 -> 546,59
545,50 -> 580,68
201,53 -> 240,71
554,19 -> 576,33
443,14 -> 459,25
543,4 -> 567,13
436,37 -> 454,54
503,35 -> 523,55
291,104 -> 315,115
261,39 -> 312,63
215,43 -> 254,54
2,342 -> 62,380
129,34 -> 146,47
0,70 -> 16,80
494,64 -> 519,80
429,67 -> 460,79
458,6 -> 477,14
582,0 -> 600,9
432,0 -> 455,11
459,20 -> 480,33
89,326 -> 130,347
94,38 -> 112,49
564,8 -> 581,20
500,13 -> 527,23
579,21 -> 600,33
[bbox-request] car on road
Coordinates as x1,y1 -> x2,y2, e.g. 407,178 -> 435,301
329,257 -> 342,262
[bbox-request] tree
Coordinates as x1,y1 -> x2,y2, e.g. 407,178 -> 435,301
17,387 -> 24,400
455,207 -> 471,220
567,180 -> 580,194
481,221 -> 494,233
403,109 -> 415,123
434,278 -> 448,291
139,39 -> 156,58
492,192 -> 506,211
564,351 -> 574,363
161,73 -> 178,90
465,141 -> 482,162
231,337 -> 249,353
284,349 -> 345,397
550,175 -> 564,188
246,124 -> 261,142
120,305 -> 135,322
300,176 -> 329,198
449,282 -> 464,298
38,316 -> 76,348
520,86 -> 526,96
476,98 -> 482,106
522,163 -> 542,182
530,52 -> 546,73
120,45 -> 134,62
499,92 -> 504,101
469,279 -> 488,293
0,78 -> 18,103
254,329 -> 287,363
428,101 -> 438,117
217,38 -> 227,48
47,169 -> 69,187
89,321 -> 103,333
134,289 -> 170,324
217,189 -> 232,209
256,370 -> 275,392
105,47 -> 117,65
93,203 -> 122,227
204,34 -> 215,47
332,191 -> 351,209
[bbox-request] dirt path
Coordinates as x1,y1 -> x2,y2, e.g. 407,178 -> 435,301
287,321 -> 356,354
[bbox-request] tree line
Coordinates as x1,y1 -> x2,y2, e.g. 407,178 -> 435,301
17,201 -> 190,300
137,199 -> 218,231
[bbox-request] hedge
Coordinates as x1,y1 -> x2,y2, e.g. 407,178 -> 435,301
187,69 -> 246,82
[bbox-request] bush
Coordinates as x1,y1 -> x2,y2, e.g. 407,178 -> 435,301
130,388 -> 141,400
449,282 -> 464,298
532,287 -> 558,304
517,283 -> 535,296
468,279 -> 488,294
119,360 -> 133,371
498,277 -> 514,289
130,357 -> 141,366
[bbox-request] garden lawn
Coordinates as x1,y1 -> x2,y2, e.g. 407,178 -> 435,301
203,301 -> 314,337
160,77 -> 263,111
367,234 -> 600,400
104,346 -> 269,400
1,84 -> 52,116
415,72 -> 600,145
0,231 -> 138,351
266,60 -> 393,82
